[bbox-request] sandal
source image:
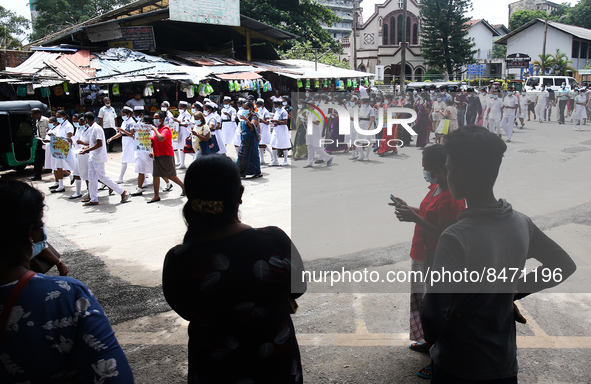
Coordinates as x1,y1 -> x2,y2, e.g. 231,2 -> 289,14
417,364 -> 432,380
252,174 -> 263,178
409,342 -> 431,353
83,201 -> 99,206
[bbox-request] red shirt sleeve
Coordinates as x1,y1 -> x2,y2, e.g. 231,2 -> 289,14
435,191 -> 466,220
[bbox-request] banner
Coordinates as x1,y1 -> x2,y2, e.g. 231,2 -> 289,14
171,122 -> 179,146
50,136 -> 70,159
134,124 -> 152,153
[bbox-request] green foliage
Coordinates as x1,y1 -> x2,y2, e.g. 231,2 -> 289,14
31,0 -> 132,41
549,48 -> 574,75
424,69 -> 443,80
419,0 -> 476,78
281,41 -> 349,68
240,0 -> 341,51
532,53 -> 552,74
492,44 -> 507,59
0,6 -> 31,49
566,0 -> 591,29
509,10 -> 548,31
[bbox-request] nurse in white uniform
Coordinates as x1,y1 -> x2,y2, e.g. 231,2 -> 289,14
353,96 -> 376,161
303,106 -> 333,168
220,96 -> 238,146
107,106 -> 135,184
572,88 -> 588,131
43,117 -> 58,184
233,98 -> 246,148
255,98 -> 273,164
203,102 -> 225,155
346,95 -> 359,158
49,110 -> 75,193
130,108 -> 154,196
269,100 -> 291,166
173,101 -> 192,169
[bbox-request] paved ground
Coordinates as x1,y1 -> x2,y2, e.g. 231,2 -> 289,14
4,113 -> 591,383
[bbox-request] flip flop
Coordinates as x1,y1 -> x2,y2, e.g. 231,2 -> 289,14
416,364 -> 432,380
409,342 -> 431,353
147,198 -> 161,204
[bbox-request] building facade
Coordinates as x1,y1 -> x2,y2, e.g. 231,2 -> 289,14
463,19 -> 505,78
508,0 -> 561,21
317,0 -> 359,41
341,0 -> 426,83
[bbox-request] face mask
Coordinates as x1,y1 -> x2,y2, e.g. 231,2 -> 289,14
154,119 -> 161,125
522,93 -> 526,96
315,101 -> 320,106
507,92 -> 513,96
161,107 -> 168,112
561,85 -> 565,88
370,98 -> 374,102
430,90 -> 434,93
31,226 -> 47,259
494,95 -> 498,99
134,116 -> 141,122
73,122 -> 80,128
196,120 -> 203,126
413,91 -> 418,95
57,117 -> 64,124
423,169 -> 437,184
122,115 -> 129,121
105,103 -> 111,107
224,104 -> 230,109
204,111 -> 210,116
191,108 -> 197,114
282,101 -> 288,106
305,93 -> 310,97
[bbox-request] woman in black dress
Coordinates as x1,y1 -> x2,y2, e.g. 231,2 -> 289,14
162,155 -> 306,384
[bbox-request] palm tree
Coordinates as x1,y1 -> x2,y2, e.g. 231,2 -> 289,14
548,49 -> 575,76
532,53 -> 552,75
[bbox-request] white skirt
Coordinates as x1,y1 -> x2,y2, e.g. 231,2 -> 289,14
259,123 -> 271,146
233,126 -> 241,147
221,121 -> 237,145
572,106 -> 588,120
134,151 -> 153,174
77,153 -> 89,180
176,126 -> 188,150
44,143 -> 53,170
214,129 -> 227,154
121,136 -> 135,163
270,125 -> 291,149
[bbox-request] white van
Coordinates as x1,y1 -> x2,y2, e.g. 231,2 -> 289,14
524,76 -> 579,91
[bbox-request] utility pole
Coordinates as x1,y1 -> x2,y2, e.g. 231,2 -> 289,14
353,0 -> 358,71
541,18 -> 548,75
400,0 -> 407,93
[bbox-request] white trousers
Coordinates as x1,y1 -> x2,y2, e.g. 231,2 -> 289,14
88,161 -> 124,203
535,104 -> 547,120
501,113 -> 516,140
307,145 -> 331,165
488,118 -> 501,134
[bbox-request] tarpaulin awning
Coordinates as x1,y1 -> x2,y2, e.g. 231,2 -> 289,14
216,72 -> 262,80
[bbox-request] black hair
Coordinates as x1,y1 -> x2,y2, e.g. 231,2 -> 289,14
56,110 -> 69,120
154,111 -> 166,120
0,180 -> 45,269
73,113 -> 83,120
422,144 -> 447,170
84,112 -> 95,122
143,115 -> 154,124
445,98 -> 454,106
192,103 -> 203,111
444,126 -> 507,189
182,155 -> 242,241
244,101 -> 254,110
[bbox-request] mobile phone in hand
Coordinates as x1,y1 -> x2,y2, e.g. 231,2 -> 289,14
390,194 -> 403,206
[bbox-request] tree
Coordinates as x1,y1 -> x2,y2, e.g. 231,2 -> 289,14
548,48 -> 574,75
532,53 -> 552,74
281,41 -> 349,68
492,43 -> 506,59
31,0 -> 132,41
240,0 -> 341,51
419,0 -> 476,79
567,0 -> 591,29
508,9 -> 548,31
0,6 -> 30,49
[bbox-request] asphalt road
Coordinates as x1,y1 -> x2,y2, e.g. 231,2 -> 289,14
5,114 -> 591,383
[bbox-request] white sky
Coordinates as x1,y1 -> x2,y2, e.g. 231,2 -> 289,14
0,0 -> 580,39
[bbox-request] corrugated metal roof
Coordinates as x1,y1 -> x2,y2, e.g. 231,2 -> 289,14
5,51 -> 60,75
44,57 -> 90,84
93,59 -> 181,78
216,72 -> 262,80
208,65 -> 260,74
63,50 -> 92,67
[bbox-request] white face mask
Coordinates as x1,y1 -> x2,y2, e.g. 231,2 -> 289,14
204,110 -> 210,116
122,115 -> 129,121
191,108 -> 197,114
105,103 -> 111,107
196,120 -> 203,126
161,107 -> 168,111
154,119 -> 161,125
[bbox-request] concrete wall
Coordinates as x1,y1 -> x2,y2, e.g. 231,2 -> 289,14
467,23 -> 495,60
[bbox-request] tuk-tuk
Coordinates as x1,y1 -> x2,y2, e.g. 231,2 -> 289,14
0,100 -> 49,172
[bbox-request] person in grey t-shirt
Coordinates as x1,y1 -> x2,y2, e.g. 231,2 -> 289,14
421,126 -> 576,383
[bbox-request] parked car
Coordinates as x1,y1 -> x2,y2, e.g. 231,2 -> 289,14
524,76 -> 579,91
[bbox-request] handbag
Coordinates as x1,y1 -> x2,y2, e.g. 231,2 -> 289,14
29,243 -> 60,274
0,270 -> 37,345
199,134 -> 220,154
435,119 -> 450,135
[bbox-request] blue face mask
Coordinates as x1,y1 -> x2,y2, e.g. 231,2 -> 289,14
122,115 -> 129,121
57,117 -> 64,124
437,98 -> 442,101
224,104 -> 230,109
423,169 -> 437,184
31,226 -> 47,259
73,122 -> 80,128
196,120 -> 203,126
282,101 -> 288,106
154,119 -> 161,125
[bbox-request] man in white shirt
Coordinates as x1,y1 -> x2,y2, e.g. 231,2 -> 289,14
30,108 -> 50,181
501,87 -> 520,142
98,97 -> 118,152
126,93 -> 145,110
535,85 -> 549,123
79,112 -> 130,206
485,91 -> 503,137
